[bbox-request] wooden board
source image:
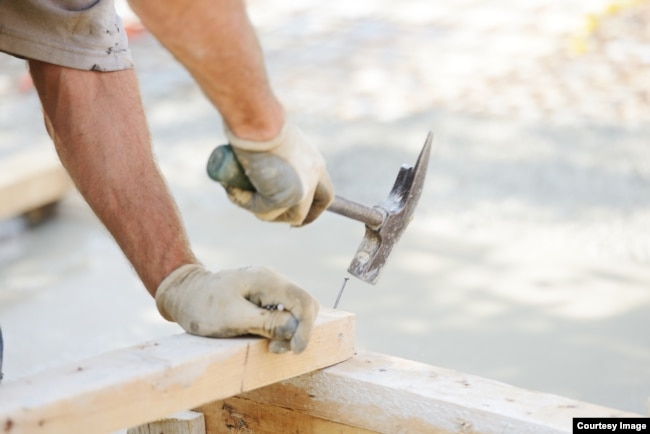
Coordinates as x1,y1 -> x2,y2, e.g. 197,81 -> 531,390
198,395 -> 377,434
0,309 -> 355,434
0,148 -> 71,220
199,351 -> 642,434
127,411 -> 205,434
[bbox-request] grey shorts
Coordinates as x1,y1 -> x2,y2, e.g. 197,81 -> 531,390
0,0 -> 134,71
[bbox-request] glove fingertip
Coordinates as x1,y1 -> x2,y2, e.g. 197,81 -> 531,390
290,332 -> 310,354
289,297 -> 319,354
269,339 -> 291,354
272,313 -> 298,340
225,186 -> 254,208
297,180 -> 335,226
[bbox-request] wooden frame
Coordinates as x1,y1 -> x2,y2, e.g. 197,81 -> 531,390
0,309 -> 355,434
199,351 -> 642,433
1,307 -> 642,434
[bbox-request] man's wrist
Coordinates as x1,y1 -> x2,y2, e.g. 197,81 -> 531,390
154,263 -> 204,321
223,100 -> 285,142
225,121 -> 289,152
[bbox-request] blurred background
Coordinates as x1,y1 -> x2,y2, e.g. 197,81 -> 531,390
1,0 -> 649,416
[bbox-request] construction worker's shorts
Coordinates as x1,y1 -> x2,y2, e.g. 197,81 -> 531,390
0,0 -> 134,71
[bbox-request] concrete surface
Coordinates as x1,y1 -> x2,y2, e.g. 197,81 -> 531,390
1,0 -> 649,420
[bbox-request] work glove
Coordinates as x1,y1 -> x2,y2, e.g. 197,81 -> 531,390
224,121 -> 334,226
155,264 -> 319,354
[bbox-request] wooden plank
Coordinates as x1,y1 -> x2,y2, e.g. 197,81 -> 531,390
199,351 -> 642,434
0,149 -> 71,220
0,309 -> 355,434
127,411 -> 205,434
197,395 -> 376,434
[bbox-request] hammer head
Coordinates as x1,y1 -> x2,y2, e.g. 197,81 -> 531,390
348,132 -> 433,284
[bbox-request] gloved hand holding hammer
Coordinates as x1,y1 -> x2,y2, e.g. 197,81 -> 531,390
224,121 -> 334,226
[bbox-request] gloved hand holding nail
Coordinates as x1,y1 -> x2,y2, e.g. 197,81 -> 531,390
155,264 -> 319,354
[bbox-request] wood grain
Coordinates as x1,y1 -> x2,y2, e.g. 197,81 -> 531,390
199,351 -> 642,434
0,309 -> 355,434
127,411 -> 205,434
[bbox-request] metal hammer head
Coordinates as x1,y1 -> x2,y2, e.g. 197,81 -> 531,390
348,132 -> 433,284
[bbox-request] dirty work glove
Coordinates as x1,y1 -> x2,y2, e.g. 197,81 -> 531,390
155,264 -> 319,354
225,121 -> 334,226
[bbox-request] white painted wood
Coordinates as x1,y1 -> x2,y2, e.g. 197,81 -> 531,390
0,149 -> 71,220
0,309 -> 355,434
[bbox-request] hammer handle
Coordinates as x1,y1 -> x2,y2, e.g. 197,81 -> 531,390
327,195 -> 384,228
207,144 -> 385,228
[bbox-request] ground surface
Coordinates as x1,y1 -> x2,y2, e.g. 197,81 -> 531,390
1,0 -> 649,417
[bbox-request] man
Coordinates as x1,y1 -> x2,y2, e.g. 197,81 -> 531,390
0,0 -> 334,363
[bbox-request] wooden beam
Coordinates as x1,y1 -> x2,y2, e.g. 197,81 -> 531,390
0,309 -> 355,434
198,395 -> 376,434
0,149 -> 71,221
126,411 -> 205,434
199,351 -> 642,434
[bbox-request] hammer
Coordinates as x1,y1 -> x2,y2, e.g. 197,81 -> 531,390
206,132 -> 433,285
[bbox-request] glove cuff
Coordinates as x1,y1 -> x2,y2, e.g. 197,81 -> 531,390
155,263 -> 205,322
224,121 -> 290,152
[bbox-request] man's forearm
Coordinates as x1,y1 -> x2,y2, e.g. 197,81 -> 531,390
128,0 -> 285,141
29,61 -> 197,295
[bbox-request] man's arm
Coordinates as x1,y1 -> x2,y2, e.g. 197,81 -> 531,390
29,61 -> 195,295
127,0 -> 334,226
29,60 -> 317,353
127,0 -> 284,141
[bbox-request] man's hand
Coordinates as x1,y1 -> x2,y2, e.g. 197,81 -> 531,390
224,122 -> 334,226
155,264 -> 320,354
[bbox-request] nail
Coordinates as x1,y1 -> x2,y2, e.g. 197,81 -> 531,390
333,277 -> 349,309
